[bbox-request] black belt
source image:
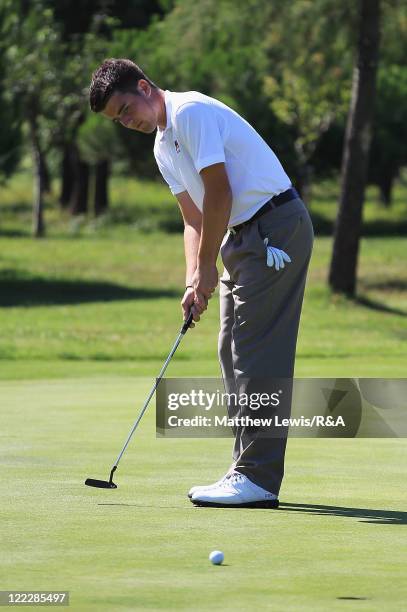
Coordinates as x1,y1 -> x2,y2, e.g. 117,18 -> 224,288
230,187 -> 299,233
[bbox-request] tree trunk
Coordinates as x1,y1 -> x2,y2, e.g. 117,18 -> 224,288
295,163 -> 312,205
94,160 -> 110,216
42,154 -> 51,194
378,167 -> 395,207
328,0 -> 381,296
32,146 -> 46,238
27,107 -> 46,238
59,143 -> 75,208
69,144 -> 89,216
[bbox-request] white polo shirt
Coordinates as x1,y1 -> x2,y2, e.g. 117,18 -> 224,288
154,90 -> 291,227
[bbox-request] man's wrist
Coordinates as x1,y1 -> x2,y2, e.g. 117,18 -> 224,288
197,256 -> 217,267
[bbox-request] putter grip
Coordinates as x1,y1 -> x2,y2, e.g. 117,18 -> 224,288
181,311 -> 194,334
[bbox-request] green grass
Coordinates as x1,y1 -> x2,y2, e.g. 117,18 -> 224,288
310,175 -> 407,236
0,164 -> 182,237
1,168 -> 407,610
0,231 -> 406,377
2,163 -> 407,238
1,378 -> 406,610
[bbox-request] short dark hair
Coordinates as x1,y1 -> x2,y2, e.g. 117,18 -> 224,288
89,58 -> 157,112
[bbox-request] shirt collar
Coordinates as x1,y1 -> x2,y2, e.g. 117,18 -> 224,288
157,90 -> 172,141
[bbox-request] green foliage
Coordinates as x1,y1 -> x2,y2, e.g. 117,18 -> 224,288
0,110 -> 22,181
1,0 -> 113,153
1,0 -> 406,191
0,4 -> 24,179
2,0 -> 64,157
370,65 -> 407,173
111,0 -> 270,109
77,113 -> 123,164
119,0 -> 405,184
0,73 -> 22,180
109,0 -> 296,172
381,0 -> 407,66
263,0 -> 355,165
109,0 -> 355,177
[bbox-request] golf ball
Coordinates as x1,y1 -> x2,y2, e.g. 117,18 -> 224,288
209,550 -> 224,565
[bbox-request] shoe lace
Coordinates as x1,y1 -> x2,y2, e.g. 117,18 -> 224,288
222,472 -> 245,487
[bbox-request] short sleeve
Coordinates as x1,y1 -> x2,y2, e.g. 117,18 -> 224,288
175,103 -> 226,174
155,154 -> 185,196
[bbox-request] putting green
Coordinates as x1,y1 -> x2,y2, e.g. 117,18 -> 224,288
1,377 -> 406,611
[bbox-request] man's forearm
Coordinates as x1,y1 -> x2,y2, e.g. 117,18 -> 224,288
184,224 -> 201,286
198,190 -> 232,266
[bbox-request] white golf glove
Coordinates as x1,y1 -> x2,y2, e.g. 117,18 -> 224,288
264,237 -> 291,271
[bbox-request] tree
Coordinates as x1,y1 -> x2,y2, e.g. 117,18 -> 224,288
262,0 -> 356,199
0,5 -> 22,184
77,113 -> 123,216
51,0 -> 166,213
2,1 -> 65,237
310,1 -> 407,190
110,0 -> 294,175
2,1 -> 115,231
45,9 -> 114,217
329,0 -> 381,295
364,0 -> 407,205
369,68 -> 407,206
122,0 -> 357,197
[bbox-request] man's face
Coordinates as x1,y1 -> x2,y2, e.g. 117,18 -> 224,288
102,82 -> 158,133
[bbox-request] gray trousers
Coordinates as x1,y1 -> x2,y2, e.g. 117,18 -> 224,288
218,197 -> 314,495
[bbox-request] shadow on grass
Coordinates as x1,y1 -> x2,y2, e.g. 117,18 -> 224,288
0,228 -> 30,238
353,294 -> 407,317
279,502 -> 407,524
360,279 -> 407,292
0,275 -> 179,307
337,597 -> 369,601
330,289 -> 407,317
97,502 -> 406,524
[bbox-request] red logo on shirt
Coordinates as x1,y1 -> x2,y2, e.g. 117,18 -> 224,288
174,140 -> 180,153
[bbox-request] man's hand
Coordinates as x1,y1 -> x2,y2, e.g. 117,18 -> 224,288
181,264 -> 218,328
191,263 -> 218,310
181,286 -> 207,328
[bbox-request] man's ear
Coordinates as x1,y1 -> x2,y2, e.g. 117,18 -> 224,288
137,79 -> 151,97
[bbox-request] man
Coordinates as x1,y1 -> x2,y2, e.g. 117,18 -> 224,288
89,58 -> 314,508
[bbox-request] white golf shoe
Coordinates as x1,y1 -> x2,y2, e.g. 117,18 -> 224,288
187,464 -> 236,499
190,471 -> 279,508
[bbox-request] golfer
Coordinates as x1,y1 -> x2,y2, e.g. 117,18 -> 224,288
89,59 -> 314,508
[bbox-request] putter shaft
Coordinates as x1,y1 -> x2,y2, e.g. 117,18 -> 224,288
113,312 -> 193,468
86,312 -> 194,488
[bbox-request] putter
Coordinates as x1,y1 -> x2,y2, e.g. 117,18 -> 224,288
85,311 -> 194,489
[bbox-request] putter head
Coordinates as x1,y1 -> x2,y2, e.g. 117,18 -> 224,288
85,478 -> 117,489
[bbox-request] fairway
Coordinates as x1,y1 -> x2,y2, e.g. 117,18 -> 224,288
1,223 -> 407,610
1,218 -> 406,609
1,377 -> 406,610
